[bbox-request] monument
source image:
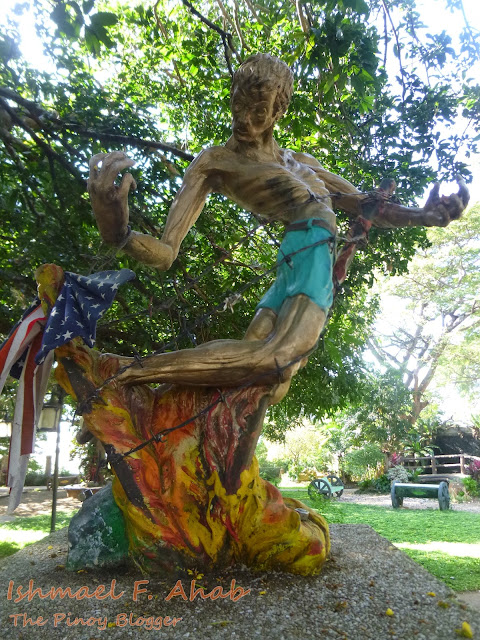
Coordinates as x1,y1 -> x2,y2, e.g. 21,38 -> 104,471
35,54 -> 468,575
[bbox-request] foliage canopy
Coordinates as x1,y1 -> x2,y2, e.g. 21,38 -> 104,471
0,0 -> 478,422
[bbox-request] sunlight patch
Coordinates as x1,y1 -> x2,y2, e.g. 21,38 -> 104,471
0,530 -> 47,545
395,542 -> 480,558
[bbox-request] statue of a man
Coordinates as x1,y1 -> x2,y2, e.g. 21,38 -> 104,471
88,54 -> 468,389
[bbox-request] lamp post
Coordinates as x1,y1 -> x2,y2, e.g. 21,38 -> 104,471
38,388 -> 65,533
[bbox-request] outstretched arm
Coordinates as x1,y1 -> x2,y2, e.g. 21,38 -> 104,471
292,151 -> 470,228
371,178 -> 470,229
88,150 -> 214,270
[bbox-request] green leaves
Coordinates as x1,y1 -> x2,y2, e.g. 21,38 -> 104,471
90,11 -> 118,28
341,0 -> 370,15
49,1 -> 118,54
50,1 -> 84,38
86,12 -> 118,51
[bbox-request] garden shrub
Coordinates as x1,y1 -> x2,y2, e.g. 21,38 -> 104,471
24,472 -> 48,486
462,477 -> 480,497
342,444 -> 384,481
407,467 -> 423,481
258,462 -> 282,487
357,474 -> 391,493
467,460 -> 480,481
387,465 -> 409,484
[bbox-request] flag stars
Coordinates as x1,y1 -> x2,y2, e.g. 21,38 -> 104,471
36,268 -> 134,361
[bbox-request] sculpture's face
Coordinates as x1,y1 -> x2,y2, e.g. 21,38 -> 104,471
231,86 -> 279,142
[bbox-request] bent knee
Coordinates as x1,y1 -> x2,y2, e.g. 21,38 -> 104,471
257,335 -> 317,374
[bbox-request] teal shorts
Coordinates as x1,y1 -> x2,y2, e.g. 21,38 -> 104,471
257,222 -> 335,314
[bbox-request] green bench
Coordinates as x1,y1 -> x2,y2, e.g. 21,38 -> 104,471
391,480 -> 450,510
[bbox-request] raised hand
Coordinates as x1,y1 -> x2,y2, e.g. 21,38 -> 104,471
423,176 -> 470,226
87,151 -> 137,246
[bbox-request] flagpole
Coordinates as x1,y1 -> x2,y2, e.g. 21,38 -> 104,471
50,388 -> 65,534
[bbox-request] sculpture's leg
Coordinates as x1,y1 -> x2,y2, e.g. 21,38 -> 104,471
118,295 -> 326,387
54,350 -> 329,574
243,307 -> 277,340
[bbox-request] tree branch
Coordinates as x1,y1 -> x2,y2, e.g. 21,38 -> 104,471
233,0 -> 249,51
61,123 -> 195,162
0,87 -> 195,163
381,0 -> 407,104
458,0 -> 480,61
243,0 -> 265,26
180,0 -> 238,75
295,0 -> 309,34
0,96 -> 85,185
153,1 -> 186,86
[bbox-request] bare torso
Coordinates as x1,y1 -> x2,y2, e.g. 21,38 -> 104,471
201,145 -> 336,228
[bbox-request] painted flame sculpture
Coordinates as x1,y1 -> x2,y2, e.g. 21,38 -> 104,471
36,263 -> 329,575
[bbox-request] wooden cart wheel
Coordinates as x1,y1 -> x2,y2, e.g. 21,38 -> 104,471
438,481 -> 450,511
326,474 -> 344,497
391,481 -> 403,508
308,479 -> 320,499
308,478 -> 332,499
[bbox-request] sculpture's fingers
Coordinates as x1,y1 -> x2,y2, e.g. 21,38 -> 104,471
455,175 -> 470,208
100,151 -> 135,184
424,182 -> 441,210
89,153 -> 108,172
118,172 -> 137,199
441,193 -> 464,220
88,154 -> 109,188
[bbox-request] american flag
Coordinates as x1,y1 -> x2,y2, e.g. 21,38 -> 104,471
0,268 -> 135,512
0,302 -> 52,513
35,268 -> 135,363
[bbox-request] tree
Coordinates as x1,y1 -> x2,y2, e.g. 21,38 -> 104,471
368,204 -> 480,423
332,367 -> 414,451
1,0 -> 479,427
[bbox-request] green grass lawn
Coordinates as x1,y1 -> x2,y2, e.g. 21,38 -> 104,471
0,512 -> 73,560
281,488 -> 480,592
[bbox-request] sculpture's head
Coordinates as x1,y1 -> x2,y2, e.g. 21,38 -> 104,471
230,54 -> 294,142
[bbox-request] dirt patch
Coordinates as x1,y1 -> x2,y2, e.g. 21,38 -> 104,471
0,489 -> 80,519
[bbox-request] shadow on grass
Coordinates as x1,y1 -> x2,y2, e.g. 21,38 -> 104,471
0,512 -> 73,532
403,550 -> 480,592
0,540 -> 22,559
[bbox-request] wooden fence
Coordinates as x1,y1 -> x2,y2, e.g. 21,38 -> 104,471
402,453 -> 480,475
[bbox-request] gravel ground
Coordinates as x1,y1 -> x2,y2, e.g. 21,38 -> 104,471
1,523 -> 479,640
